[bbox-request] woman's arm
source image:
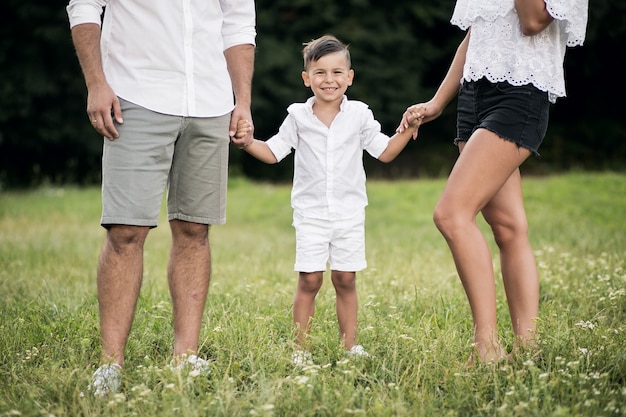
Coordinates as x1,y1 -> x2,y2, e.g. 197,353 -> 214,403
398,31 -> 469,135
515,0 -> 554,36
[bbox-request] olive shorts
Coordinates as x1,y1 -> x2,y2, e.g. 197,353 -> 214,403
101,98 -> 230,228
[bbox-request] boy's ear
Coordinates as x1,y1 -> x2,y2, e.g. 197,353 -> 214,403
348,69 -> 354,86
301,71 -> 310,87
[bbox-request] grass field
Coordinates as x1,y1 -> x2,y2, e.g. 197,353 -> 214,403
1,172 -> 625,416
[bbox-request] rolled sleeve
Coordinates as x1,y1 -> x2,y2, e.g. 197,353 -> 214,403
266,114 -> 297,162
360,109 -> 390,159
266,137 -> 292,163
66,0 -> 107,28
221,0 -> 257,49
366,132 -> 392,159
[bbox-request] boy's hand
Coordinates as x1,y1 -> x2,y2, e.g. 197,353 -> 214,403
407,108 -> 424,128
230,119 -> 253,148
397,100 -> 442,139
401,107 -> 424,139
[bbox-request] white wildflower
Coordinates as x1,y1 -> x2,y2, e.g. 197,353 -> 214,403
575,320 -> 595,330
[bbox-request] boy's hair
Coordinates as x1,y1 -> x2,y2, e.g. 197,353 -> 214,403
302,35 -> 351,70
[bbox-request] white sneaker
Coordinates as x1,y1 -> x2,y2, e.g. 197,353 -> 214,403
88,363 -> 122,397
170,354 -> 211,376
291,350 -> 313,367
347,345 -> 370,358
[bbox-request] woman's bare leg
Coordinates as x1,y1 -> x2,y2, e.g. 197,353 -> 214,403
481,170 -> 539,348
433,129 -> 532,362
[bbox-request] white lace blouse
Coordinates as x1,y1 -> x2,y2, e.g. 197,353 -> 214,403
451,0 -> 588,102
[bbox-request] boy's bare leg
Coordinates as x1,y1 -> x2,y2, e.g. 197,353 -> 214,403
293,271 -> 324,347
168,219 -> 211,359
331,270 -> 358,350
98,225 -> 150,365
433,130 -> 532,363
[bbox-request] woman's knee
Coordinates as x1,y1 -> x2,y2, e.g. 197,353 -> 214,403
486,215 -> 529,248
433,201 -> 462,239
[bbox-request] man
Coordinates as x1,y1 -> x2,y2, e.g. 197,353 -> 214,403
66,0 -> 256,396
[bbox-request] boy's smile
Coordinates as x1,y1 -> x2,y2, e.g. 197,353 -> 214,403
302,51 -> 354,105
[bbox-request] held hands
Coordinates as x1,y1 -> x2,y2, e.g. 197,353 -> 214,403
397,100 -> 443,139
398,106 -> 425,140
229,103 -> 254,149
406,107 -> 424,130
230,119 -> 253,149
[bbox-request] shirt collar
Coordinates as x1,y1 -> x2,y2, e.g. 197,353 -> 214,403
305,95 -> 348,113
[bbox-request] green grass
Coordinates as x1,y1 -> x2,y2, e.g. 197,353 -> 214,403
1,173 -> 625,416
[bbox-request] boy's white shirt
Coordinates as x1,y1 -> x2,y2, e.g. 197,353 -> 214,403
266,96 -> 390,221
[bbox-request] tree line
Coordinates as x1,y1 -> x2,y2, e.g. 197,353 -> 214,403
1,0 -> 624,188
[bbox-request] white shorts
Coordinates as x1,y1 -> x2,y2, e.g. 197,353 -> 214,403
292,210 -> 367,273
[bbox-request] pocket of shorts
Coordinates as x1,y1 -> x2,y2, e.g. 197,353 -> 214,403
495,82 -> 532,96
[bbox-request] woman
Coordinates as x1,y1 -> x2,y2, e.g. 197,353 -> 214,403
400,0 -> 588,363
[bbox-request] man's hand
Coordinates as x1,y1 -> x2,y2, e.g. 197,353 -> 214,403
228,104 -> 254,148
87,82 -> 123,140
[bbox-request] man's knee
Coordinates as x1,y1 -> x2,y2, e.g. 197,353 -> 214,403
171,220 -> 209,243
106,225 -> 150,252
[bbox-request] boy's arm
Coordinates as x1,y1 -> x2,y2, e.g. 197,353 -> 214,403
242,140 -> 279,164
232,119 -> 278,164
377,125 -> 418,163
378,111 -> 422,163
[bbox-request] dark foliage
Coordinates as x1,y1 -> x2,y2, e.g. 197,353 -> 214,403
0,0 -> 623,188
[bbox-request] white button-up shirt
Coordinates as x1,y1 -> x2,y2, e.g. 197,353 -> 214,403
67,0 -> 256,117
266,96 -> 391,220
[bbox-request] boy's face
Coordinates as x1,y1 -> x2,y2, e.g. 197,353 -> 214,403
302,51 -> 354,104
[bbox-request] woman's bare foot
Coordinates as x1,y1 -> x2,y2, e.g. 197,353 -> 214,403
465,343 -> 507,368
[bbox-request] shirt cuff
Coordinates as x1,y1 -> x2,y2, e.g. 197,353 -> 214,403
66,4 -> 103,28
223,31 -> 257,50
266,137 -> 290,163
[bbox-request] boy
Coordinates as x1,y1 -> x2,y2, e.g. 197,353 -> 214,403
232,35 -> 422,365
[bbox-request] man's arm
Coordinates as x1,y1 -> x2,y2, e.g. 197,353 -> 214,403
224,44 -> 255,141
71,23 -> 122,140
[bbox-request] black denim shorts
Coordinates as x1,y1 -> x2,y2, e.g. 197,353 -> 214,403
455,77 -> 550,156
